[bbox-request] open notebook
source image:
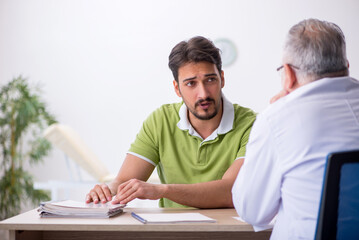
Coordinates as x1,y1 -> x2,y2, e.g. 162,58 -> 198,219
131,212 -> 216,224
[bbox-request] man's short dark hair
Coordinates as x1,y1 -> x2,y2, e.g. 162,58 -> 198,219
168,36 -> 222,82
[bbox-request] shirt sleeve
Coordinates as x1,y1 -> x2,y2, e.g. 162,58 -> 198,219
232,112 -> 282,230
128,110 -> 160,166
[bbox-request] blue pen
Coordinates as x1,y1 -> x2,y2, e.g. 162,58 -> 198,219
131,212 -> 147,224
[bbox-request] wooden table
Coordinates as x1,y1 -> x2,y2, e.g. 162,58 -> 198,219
0,207 -> 271,240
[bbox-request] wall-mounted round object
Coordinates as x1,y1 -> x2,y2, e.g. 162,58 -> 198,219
214,38 -> 237,67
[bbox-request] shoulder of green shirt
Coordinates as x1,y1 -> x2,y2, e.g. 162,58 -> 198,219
233,104 -> 257,127
141,102 -> 182,127
155,102 -> 183,115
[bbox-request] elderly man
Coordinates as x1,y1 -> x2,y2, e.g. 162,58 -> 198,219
232,19 -> 359,239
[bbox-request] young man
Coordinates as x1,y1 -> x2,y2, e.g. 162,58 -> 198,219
232,19 -> 359,239
86,36 -> 256,208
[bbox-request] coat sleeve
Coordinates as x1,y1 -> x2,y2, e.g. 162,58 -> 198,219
232,112 -> 282,231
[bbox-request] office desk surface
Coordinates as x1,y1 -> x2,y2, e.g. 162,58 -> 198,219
0,207 -> 272,240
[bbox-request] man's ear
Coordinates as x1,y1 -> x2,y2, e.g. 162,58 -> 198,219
283,64 -> 298,92
220,70 -> 225,88
173,80 -> 182,97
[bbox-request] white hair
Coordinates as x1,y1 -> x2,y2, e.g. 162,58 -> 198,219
283,19 -> 348,83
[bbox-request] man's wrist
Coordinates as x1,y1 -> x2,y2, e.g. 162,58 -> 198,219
108,180 -> 119,196
160,184 -> 170,199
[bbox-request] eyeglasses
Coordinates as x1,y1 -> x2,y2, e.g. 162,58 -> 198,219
276,64 -> 300,72
276,64 -> 300,77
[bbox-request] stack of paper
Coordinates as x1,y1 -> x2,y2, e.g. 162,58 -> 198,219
131,212 -> 216,224
38,200 -> 125,218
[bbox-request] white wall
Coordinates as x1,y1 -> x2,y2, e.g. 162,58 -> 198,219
1,0 -> 359,196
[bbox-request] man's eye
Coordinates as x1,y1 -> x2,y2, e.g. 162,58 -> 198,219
186,81 -> 195,87
207,77 -> 217,83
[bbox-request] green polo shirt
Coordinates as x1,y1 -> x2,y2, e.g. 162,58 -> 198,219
128,97 -> 256,208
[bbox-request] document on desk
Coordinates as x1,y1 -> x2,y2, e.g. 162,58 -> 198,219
131,212 -> 216,224
38,200 -> 126,218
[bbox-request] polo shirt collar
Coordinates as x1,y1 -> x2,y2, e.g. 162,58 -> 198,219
177,95 -> 234,141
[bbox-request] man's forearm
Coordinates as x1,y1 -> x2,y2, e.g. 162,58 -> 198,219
112,158 -> 243,207
162,179 -> 234,208
161,159 -> 244,208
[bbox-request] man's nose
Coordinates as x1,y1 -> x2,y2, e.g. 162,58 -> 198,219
197,83 -> 210,99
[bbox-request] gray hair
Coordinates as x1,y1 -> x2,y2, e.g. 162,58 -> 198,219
283,18 -> 348,83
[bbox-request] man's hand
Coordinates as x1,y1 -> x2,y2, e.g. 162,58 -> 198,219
84,154 -> 155,204
270,89 -> 289,104
86,183 -> 113,204
112,179 -> 166,204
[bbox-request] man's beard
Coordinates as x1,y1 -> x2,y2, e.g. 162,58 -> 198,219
188,98 -> 218,120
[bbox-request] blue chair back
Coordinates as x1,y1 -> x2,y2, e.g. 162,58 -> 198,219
315,150 -> 359,240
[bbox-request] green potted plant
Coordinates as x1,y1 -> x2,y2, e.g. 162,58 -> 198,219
0,76 -> 57,220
